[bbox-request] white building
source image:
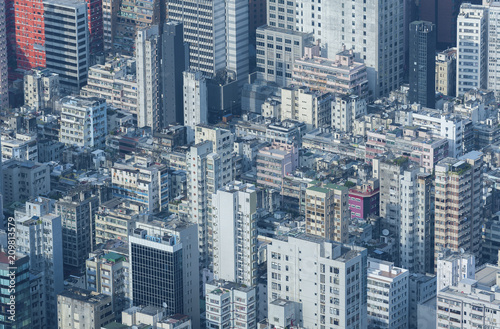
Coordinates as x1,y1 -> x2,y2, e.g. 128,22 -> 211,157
24,68 -> 59,110
280,86 -> 332,129
15,197 -> 63,329
59,96 -> 107,149
226,0 -> 249,81
456,3 -> 488,96
267,235 -> 367,329
0,0 -> 7,109
367,258 -> 409,329
205,281 -> 257,328
331,94 -> 367,133
437,249 -> 475,291
212,182 -> 258,286
1,135 -> 38,162
136,25 -> 161,130
487,2 -> 500,100
43,0 -> 89,94
184,71 -> 208,143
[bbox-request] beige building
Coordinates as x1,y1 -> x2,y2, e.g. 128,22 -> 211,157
57,287 -> 114,329
435,48 -> 456,96
280,86 -> 332,129
305,182 -> 349,243
24,68 -> 59,110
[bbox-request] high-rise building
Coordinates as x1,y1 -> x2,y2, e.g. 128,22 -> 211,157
409,273 -> 436,329
57,287 -> 114,329
129,219 -> 200,328
59,96 -> 107,149
487,2 -> 500,100
212,182 -> 258,286
162,21 -> 188,125
331,94 -> 367,133
1,160 -> 51,206
305,183 -> 349,243
456,3 -> 488,97
434,152 -> 483,271
102,0 -> 119,53
280,86 -> 332,130
400,170 -> 434,274
409,21 -> 436,108
226,0 -> 249,81
15,197 -> 63,329
183,71 -> 208,143
367,258 -> 409,329
85,0 -> 104,56
0,0 -> 8,108
168,0 -> 226,77
43,0 -> 89,94
24,68 -> 59,110
267,235 -> 368,329
435,48 -> 457,96
437,249 -> 475,291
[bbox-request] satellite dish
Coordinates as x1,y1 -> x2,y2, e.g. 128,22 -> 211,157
460,248 -> 465,254
382,229 -> 389,236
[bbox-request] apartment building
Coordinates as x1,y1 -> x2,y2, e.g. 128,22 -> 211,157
435,48 -> 457,97
256,142 -> 299,191
24,68 -> 59,110
280,86 -> 332,129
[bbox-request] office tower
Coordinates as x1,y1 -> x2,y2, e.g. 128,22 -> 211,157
437,249 -> 475,291
24,68 -> 59,110
305,183 -> 349,243
205,281 -> 257,328
409,21 -> 436,108
436,265 -> 500,329
226,0 -> 249,81
255,27 -> 313,87
212,182 -> 258,286
367,258 -> 409,329
331,95 -> 367,133
162,21 -> 188,125
1,160 -> 50,206
59,96 -> 107,149
43,0 -> 89,94
400,170 -> 434,274
456,4 -> 488,97
111,156 -> 169,213
183,71 -> 208,143
168,0 -> 226,77
435,48 -> 457,96
129,220 -> 200,328
57,287 -> 114,329
15,197 -> 63,329
0,1 -> 7,109
267,235 -> 367,329
85,0 -> 104,55
249,0 -> 266,41
280,87 -> 332,130
5,0 -> 46,80
56,187 -> 99,275
434,152 -> 483,271
136,25 -> 161,130
487,2 -> 500,100
0,252 -> 31,329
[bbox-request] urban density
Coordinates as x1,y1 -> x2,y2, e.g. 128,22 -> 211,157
3,0 -> 500,328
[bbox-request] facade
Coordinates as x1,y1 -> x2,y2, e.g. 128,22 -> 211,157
267,235 -> 368,329
435,48 -> 457,97
1,136 -> 38,162
256,142 -> 299,191
331,95 -> 367,133
85,0 -> 104,55
434,152 -> 483,271
348,181 -> 380,221
409,21 -> 436,108
24,68 -> 59,110
167,0 -> 226,77
456,4 -> 488,97
57,287 -> 114,329
400,170 -> 434,274
225,0 -> 249,81
15,197 -> 63,329
487,2 -> 500,100
129,219 -> 200,328
367,258 -> 409,329
0,0 -> 8,108
205,281 -> 257,328
111,156 -> 169,213
280,86 -> 332,129
102,0 -> 119,53
256,26 -> 313,86
59,96 -> 107,149
1,160 -> 50,205
437,249 -> 475,291
212,182 -> 258,286
183,71 -> 208,143
81,56 -> 137,114
409,273 -> 436,329
292,49 -> 369,99
43,0 -> 89,94
305,183 -> 349,243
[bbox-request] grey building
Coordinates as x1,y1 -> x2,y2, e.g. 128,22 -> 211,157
409,21 -> 436,108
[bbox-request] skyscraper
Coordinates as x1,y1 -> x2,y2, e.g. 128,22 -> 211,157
456,3 -> 488,97
183,71 -> 208,143
43,0 -> 89,94
487,1 -> 500,100
409,21 -> 436,108
85,0 -> 104,56
0,0 -> 8,108
225,0 -> 249,81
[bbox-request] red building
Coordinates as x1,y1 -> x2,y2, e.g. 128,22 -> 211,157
86,0 -> 104,54
6,0 -> 46,80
